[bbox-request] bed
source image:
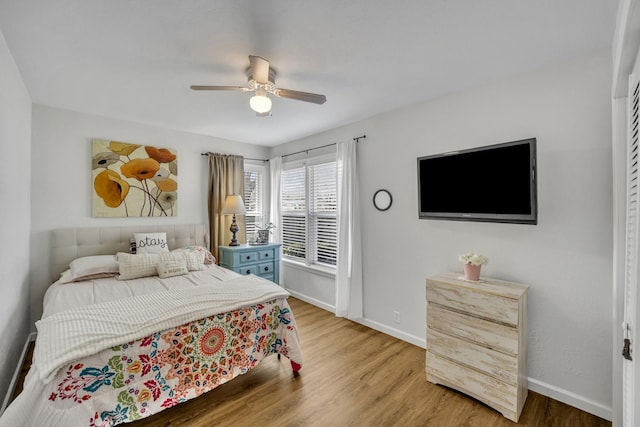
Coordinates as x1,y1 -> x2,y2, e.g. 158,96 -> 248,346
0,224 -> 302,427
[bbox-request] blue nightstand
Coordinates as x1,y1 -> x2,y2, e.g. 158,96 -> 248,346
218,243 -> 281,285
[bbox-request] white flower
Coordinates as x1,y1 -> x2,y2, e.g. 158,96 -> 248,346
458,252 -> 488,266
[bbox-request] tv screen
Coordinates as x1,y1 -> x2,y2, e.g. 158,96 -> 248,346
417,138 -> 537,224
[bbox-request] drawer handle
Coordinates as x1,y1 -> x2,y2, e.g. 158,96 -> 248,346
264,266 -> 269,272
265,253 -> 269,257
246,255 -> 251,260
246,270 -> 251,274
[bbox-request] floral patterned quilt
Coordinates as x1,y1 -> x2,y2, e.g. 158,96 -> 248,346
0,299 -> 302,427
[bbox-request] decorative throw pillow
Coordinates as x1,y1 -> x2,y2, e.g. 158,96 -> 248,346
133,232 -> 169,254
156,259 -> 188,279
172,246 -> 215,265
117,252 -> 205,280
171,247 -> 208,266
116,252 -> 161,280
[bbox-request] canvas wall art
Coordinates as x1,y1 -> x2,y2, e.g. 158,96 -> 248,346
92,139 -> 178,217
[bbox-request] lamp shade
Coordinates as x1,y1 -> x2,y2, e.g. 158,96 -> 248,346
221,194 -> 246,215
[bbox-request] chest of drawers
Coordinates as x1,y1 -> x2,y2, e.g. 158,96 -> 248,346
218,243 -> 281,285
426,272 -> 529,422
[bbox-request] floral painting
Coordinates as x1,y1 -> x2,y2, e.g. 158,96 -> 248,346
92,139 -> 178,217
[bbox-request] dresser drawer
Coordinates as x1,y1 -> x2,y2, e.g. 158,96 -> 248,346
426,351 -> 518,420
427,303 -> 518,355
427,281 -> 519,326
427,328 -> 518,385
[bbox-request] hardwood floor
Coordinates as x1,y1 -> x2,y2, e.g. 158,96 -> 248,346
12,297 -> 611,426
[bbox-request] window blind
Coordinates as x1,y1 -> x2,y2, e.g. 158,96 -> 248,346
244,168 -> 264,238
309,162 -> 337,266
280,160 -> 337,267
281,166 -> 307,260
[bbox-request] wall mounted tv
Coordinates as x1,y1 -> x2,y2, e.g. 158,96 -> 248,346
417,138 -> 537,224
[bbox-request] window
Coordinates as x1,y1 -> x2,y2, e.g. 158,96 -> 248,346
281,157 -> 337,267
243,163 -> 266,238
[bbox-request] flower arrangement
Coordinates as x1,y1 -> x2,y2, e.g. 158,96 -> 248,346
255,222 -> 276,244
258,222 -> 276,233
458,252 -> 488,266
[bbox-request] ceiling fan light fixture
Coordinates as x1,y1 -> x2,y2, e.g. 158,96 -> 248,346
249,90 -> 272,114
191,55 -> 326,115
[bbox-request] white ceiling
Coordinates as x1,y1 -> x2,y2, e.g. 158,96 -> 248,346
0,0 -> 618,146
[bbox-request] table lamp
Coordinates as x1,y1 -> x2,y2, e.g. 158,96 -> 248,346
221,194 -> 246,246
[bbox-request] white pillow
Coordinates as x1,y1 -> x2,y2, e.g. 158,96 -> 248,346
133,232 -> 169,254
68,255 -> 119,281
156,259 -> 188,278
171,250 -> 206,271
117,252 -> 160,280
59,269 -> 119,284
172,246 -> 215,265
117,252 -> 204,280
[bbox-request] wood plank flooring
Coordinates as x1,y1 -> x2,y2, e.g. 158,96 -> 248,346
12,297 -> 611,426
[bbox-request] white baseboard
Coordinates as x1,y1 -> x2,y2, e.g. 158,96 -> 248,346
286,289 -> 336,313
356,318 -> 426,349
1,332 -> 36,414
527,377 -> 612,421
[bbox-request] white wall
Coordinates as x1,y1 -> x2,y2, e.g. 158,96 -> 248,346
272,50 -> 613,418
0,28 -> 31,403
29,106 -> 270,323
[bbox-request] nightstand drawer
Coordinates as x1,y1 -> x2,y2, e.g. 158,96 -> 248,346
258,249 -> 275,260
427,281 -> 519,326
238,265 -> 258,275
238,251 -> 259,264
427,303 -> 518,355
258,261 -> 274,275
427,328 -> 517,385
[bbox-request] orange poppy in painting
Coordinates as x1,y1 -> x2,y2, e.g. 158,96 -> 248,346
156,177 -> 177,192
109,141 -> 141,156
121,158 -> 160,181
145,146 -> 176,163
94,170 -> 130,208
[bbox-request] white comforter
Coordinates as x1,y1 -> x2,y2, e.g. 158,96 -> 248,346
36,273 -> 290,383
42,264 -> 240,318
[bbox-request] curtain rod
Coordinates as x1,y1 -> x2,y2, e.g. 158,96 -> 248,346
281,134 -> 366,159
201,134 -> 366,161
200,152 -> 268,162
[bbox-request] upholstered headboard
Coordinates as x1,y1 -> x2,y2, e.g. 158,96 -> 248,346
51,224 -> 208,281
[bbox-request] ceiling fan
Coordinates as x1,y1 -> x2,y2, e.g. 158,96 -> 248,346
191,55 -> 327,117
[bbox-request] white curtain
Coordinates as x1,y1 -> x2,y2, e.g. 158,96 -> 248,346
269,156 -> 282,244
335,140 -> 363,319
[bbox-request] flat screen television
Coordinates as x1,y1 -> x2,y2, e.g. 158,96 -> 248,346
417,138 -> 537,224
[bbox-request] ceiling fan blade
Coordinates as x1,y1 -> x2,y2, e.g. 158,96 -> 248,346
249,55 -> 270,84
190,85 -> 250,91
274,88 -> 327,104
